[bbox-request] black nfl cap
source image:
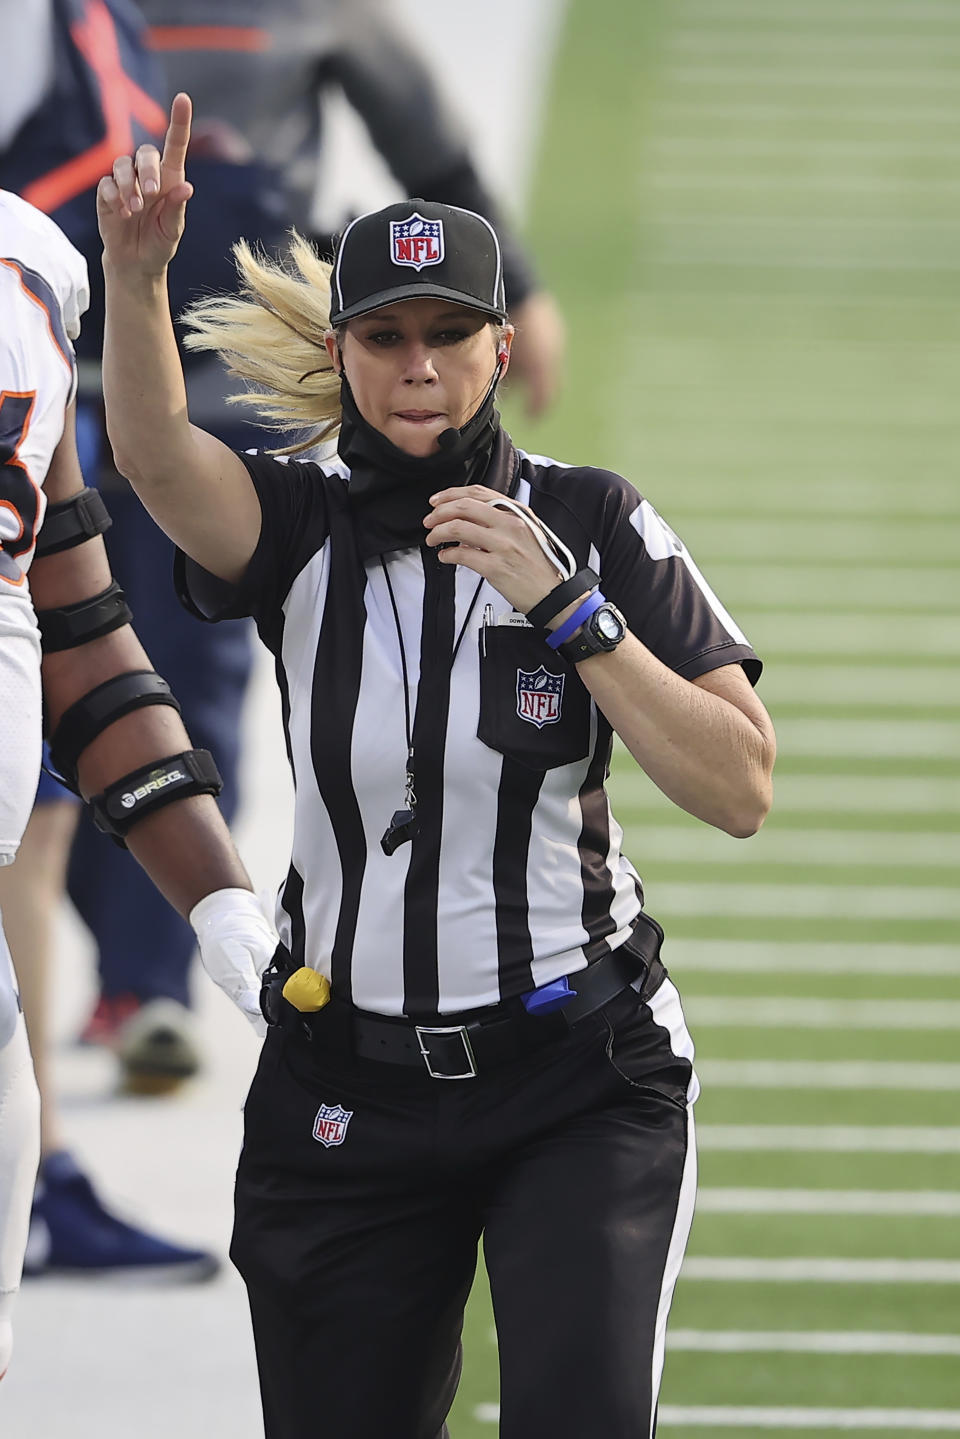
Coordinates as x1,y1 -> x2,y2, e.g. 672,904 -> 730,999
329,198 -> 507,326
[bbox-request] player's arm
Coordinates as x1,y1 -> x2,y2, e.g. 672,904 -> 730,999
33,403 -> 273,1026
97,93 -> 260,584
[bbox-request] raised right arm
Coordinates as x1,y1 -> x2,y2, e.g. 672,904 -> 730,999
97,93 -> 261,583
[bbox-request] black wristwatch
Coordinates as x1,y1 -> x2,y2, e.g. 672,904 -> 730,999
557,601 -> 627,663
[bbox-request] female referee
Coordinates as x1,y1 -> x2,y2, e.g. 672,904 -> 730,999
98,94 -> 775,1439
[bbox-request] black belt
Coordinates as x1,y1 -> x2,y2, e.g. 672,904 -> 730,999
301,938 -> 665,1080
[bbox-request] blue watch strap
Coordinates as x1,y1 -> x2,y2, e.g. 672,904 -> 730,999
545,590 -> 606,650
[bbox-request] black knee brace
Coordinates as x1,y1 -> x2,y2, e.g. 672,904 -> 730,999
36,580 -> 132,653
34,488 -> 111,558
48,671 -> 182,793
88,750 -> 223,845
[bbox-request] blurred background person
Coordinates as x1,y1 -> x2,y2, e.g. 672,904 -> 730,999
20,0 -> 566,1097
0,0 -> 567,1276
0,0 -> 224,1283
0,169 -> 283,1353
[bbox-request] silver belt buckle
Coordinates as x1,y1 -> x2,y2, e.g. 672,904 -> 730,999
415,1024 -> 478,1080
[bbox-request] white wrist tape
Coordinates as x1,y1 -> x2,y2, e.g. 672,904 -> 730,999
484,496 -> 577,582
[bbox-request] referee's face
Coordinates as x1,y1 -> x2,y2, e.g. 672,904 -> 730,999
335,299 -> 501,457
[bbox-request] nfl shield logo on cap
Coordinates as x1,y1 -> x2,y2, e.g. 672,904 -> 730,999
390,213 -> 445,272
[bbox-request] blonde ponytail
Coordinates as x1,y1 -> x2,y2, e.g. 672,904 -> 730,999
179,231 -> 341,455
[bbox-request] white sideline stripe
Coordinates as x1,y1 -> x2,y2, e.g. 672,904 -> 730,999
698,1060 -> 960,1091
475,1403 -> 960,1429
686,996 -> 960,1030
698,1126 -> 960,1154
658,1407 -> 960,1430
697,1188 -> 960,1216
654,883 -> 960,921
644,827 -> 960,868
668,1330 -> 960,1356
663,940 -> 960,976
683,1258 -> 960,1283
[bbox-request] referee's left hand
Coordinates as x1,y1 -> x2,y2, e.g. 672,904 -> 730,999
424,485 -> 563,614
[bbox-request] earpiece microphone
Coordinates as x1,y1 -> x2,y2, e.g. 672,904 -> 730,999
437,355 -> 506,452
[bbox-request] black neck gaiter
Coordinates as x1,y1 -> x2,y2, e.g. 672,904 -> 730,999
338,373 -> 503,559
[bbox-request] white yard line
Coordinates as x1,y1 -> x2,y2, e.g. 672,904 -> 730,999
652,101 -> 960,125
682,1258 -> 960,1282
657,251 -> 960,274
665,65 -> 960,90
661,941 -> 960,975
748,669 -> 960,707
653,883 -> 960,921
648,170 -> 960,195
698,1126 -> 960,1153
642,828 -> 960,867
668,1330 -> 960,1356
652,215 -> 960,234
697,1189 -> 960,1216
668,32 -> 960,57
716,775 -> 959,814
651,137 -> 960,158
685,996 -> 960,1029
703,569 -> 959,608
698,1060 -> 960,1091
476,1403 -> 960,1429
658,1407 -> 960,1430
674,0 -> 960,21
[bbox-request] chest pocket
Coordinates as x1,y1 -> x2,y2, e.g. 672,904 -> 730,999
477,624 -> 592,770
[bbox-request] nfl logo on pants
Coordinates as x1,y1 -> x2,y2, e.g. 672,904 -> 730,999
313,1103 -> 353,1148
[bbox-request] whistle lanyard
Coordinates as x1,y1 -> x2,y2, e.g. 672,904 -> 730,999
378,555 -> 485,854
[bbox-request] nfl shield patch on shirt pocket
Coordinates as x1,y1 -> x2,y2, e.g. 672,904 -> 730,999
477,625 -> 592,770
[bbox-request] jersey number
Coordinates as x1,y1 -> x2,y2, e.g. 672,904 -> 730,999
0,390 -> 39,566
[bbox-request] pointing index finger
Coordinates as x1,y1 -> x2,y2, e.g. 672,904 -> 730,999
160,92 -> 192,179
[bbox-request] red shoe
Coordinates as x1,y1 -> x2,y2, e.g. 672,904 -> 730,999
76,994 -> 142,1048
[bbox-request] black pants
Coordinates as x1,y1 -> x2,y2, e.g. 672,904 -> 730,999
231,982 -> 697,1439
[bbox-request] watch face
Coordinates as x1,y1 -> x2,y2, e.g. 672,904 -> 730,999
595,606 -> 624,642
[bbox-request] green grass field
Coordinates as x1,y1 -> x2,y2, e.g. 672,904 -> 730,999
450,0 -> 960,1433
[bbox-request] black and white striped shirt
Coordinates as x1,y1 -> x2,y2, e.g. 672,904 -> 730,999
182,431 -> 760,1016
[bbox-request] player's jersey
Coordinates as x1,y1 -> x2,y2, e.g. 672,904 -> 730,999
0,189 -> 89,590
0,193 -> 88,859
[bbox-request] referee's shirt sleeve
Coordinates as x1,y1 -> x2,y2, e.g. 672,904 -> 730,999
174,452 -> 330,642
589,471 -> 762,685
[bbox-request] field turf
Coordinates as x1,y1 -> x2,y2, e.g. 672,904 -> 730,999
449,0 -> 960,1433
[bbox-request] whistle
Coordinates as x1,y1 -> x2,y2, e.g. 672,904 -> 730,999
281,968 -> 332,1013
